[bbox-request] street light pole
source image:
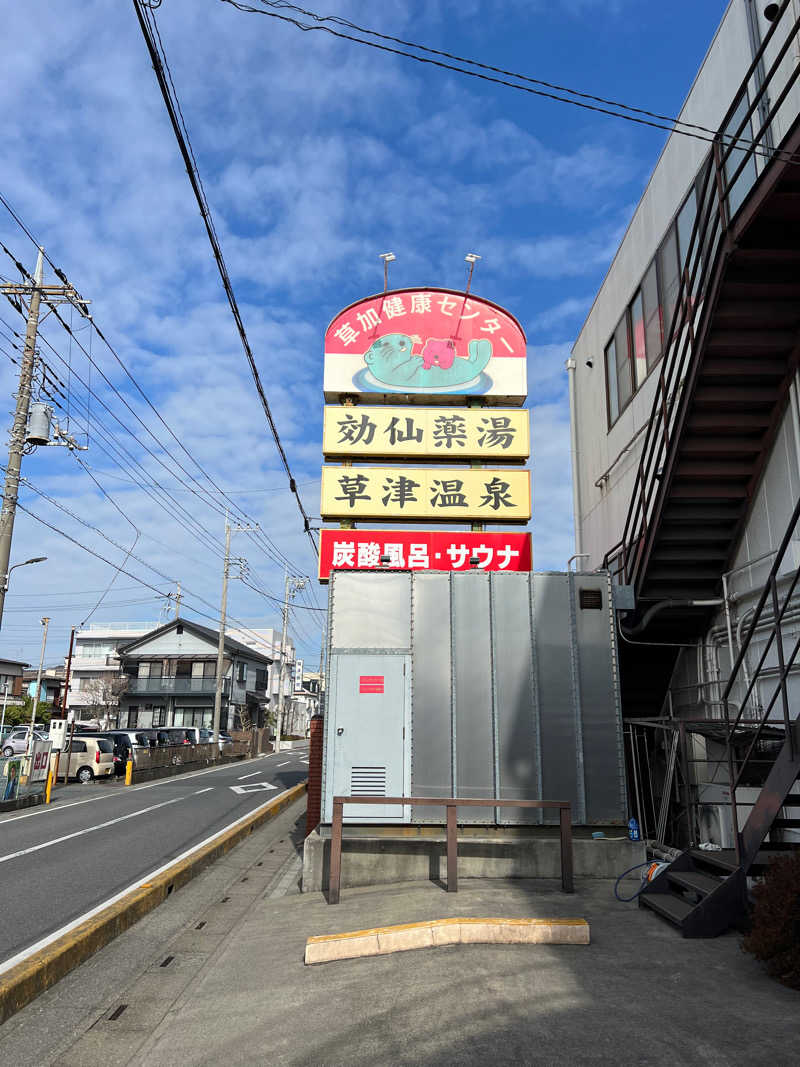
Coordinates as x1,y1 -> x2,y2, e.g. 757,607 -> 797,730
212,517 -> 232,747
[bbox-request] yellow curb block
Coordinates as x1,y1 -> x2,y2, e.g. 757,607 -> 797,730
305,916 -> 590,964
0,780 -> 307,1025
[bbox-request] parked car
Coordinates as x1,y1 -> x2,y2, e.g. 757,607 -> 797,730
198,728 -> 234,751
59,737 -> 115,783
2,727 -> 48,757
78,731 -> 151,776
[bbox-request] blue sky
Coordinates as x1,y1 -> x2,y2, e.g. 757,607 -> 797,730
0,0 -> 727,666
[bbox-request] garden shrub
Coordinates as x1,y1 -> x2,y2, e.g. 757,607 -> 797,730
742,849 -> 800,990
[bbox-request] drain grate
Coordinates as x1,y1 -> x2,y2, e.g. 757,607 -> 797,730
256,861 -> 263,867
241,876 -> 249,882
108,1004 -> 128,1021
221,896 -> 230,903
160,956 -> 174,968
195,921 -> 206,930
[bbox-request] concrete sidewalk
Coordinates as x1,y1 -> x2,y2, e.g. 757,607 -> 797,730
128,879 -> 798,1067
6,804 -> 798,1065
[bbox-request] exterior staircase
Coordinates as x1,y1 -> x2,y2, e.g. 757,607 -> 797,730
638,490 -> 800,936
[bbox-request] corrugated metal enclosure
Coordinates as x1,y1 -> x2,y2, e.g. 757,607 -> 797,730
322,570 -> 627,826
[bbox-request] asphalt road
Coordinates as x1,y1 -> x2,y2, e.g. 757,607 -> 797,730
0,746 -> 308,967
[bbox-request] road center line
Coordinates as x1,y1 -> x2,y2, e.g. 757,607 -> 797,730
237,770 -> 261,780
1,754 -> 275,825
0,796 -> 185,865
193,787 -> 214,795
277,761 -> 290,767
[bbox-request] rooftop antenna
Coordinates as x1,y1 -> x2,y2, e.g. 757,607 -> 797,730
379,252 -> 396,293
464,253 -> 481,296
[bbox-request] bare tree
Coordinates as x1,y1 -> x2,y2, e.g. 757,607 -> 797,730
80,675 -> 129,728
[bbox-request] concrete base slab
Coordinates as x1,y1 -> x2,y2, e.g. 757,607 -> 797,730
302,828 -> 645,891
305,916 -> 590,963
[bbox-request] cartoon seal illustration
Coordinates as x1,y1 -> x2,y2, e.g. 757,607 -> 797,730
363,333 -> 492,389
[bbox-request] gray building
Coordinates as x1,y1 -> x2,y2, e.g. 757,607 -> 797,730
567,0 -> 800,931
117,618 -> 273,732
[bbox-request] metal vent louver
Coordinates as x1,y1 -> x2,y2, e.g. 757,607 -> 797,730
350,766 -> 387,796
579,588 -> 603,610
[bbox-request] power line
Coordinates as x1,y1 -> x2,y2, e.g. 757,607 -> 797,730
1,226 -> 305,582
219,0 -> 800,165
133,0 -> 319,557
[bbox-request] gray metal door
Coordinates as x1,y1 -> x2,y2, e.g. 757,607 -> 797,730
331,655 -> 408,822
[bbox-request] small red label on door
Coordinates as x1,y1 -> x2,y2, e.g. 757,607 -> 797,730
359,675 -> 384,694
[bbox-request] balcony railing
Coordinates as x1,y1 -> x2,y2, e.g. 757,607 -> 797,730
126,677 -> 228,695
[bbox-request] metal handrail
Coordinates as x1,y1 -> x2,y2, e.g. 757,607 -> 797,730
603,2 -> 800,585
721,493 -> 800,861
328,795 -> 573,904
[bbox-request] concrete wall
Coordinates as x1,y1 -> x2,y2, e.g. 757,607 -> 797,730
302,828 -> 645,891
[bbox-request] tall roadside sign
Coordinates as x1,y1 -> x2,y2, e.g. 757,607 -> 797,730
319,284 -> 531,580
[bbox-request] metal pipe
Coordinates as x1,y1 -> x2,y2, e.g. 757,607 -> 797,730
622,598 -> 723,636
565,357 -> 583,559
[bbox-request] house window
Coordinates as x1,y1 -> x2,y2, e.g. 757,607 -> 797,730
236,662 -> 246,684
126,707 -> 138,728
152,707 -> 166,727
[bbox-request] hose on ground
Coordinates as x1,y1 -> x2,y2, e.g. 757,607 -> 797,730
614,861 -> 656,902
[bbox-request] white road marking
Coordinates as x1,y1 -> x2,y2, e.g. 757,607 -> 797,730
237,770 -> 261,780
193,787 -> 214,795
0,796 -> 185,865
229,781 -> 278,795
0,755 -> 271,824
277,761 -> 291,767
0,785 -> 301,977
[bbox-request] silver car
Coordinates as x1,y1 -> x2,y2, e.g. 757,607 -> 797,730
2,727 -> 48,757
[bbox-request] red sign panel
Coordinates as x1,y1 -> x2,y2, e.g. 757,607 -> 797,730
359,675 -> 385,694
319,530 -> 532,581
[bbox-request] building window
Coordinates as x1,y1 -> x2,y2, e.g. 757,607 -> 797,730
152,707 -> 166,727
629,290 -> 647,388
236,662 -> 246,684
604,169 -> 712,429
127,707 -> 139,729
641,260 -> 661,369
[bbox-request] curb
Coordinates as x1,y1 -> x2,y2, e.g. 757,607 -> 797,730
0,780 -> 307,1025
305,916 -> 590,964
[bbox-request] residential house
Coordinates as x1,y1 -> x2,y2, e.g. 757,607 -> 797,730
117,618 -> 273,732
66,623 -> 155,716
0,657 -> 28,708
23,664 -> 65,707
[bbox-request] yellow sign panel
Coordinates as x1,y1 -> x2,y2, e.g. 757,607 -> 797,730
321,466 -> 531,523
322,406 -> 529,462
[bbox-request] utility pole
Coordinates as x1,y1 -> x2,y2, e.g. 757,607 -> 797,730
212,519 -> 232,747
62,626 -> 76,718
28,615 -> 50,754
275,571 -> 307,753
0,250 -> 88,629
211,517 -> 254,746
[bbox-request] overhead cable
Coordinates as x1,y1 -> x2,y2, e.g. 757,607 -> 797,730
132,0 -> 318,556
219,0 -> 800,164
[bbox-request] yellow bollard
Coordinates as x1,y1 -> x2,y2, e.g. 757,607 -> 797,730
125,759 -> 134,786
45,769 -> 53,804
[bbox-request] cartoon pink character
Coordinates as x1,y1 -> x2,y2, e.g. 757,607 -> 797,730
421,337 -> 456,370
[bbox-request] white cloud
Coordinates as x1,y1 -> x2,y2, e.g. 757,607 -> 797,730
0,0 -> 655,662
